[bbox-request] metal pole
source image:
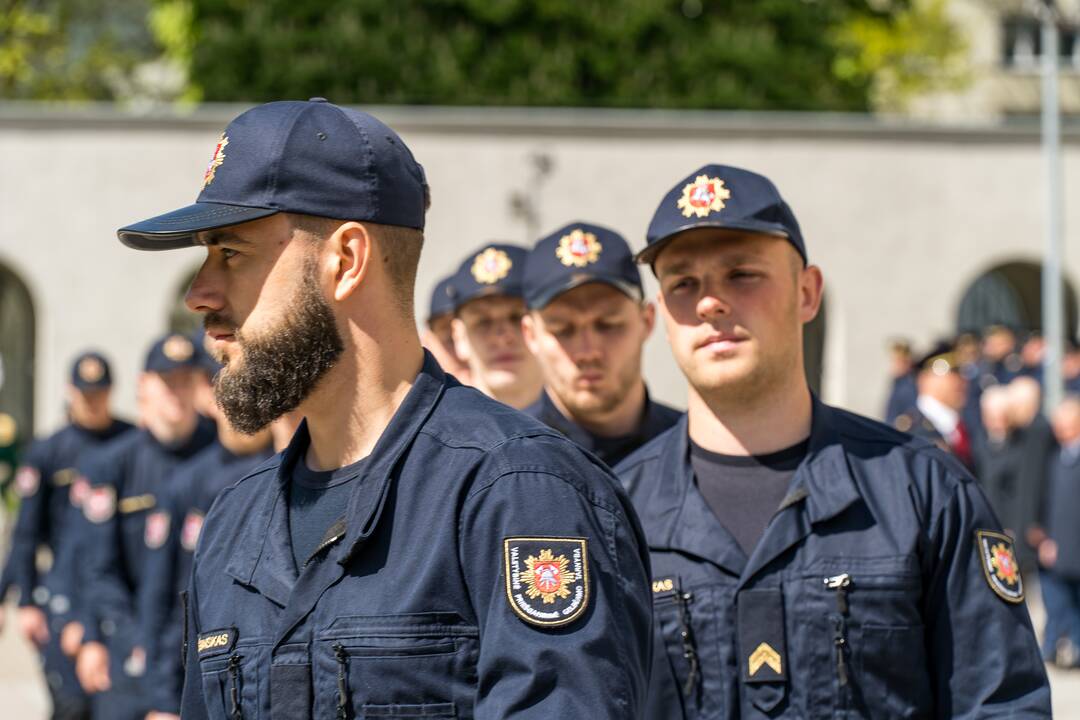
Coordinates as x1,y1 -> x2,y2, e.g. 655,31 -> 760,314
1041,0 -> 1065,414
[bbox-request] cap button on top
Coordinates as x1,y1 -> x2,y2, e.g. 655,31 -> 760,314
308,97 -> 329,103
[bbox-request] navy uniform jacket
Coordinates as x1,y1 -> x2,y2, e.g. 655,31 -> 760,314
139,439 -> 273,714
0,419 -> 132,617
181,354 -> 652,719
523,388 -> 682,468
77,418 -> 216,658
617,400 -> 1050,719
1040,446 -> 1080,579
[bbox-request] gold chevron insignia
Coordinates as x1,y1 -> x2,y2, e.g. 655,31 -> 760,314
748,642 -> 782,677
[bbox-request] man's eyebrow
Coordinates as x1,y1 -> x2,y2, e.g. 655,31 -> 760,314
196,230 -> 251,247
657,259 -> 692,277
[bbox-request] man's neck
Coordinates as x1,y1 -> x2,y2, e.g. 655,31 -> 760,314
481,378 -> 536,410
551,380 -> 647,438
301,330 -> 424,471
687,373 -> 812,456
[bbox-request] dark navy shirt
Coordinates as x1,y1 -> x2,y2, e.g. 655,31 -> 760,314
1042,445 -> 1080,579
523,387 -> 682,468
617,400 -> 1050,719
76,416 -> 216,649
180,353 -> 652,719
288,456 -> 367,570
0,419 -> 133,614
690,438 -> 808,556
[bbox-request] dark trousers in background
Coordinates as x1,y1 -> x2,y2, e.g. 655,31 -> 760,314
1039,568 -> 1080,662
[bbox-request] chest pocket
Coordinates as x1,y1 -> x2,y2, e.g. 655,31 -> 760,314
796,560 -> 932,720
652,580 -> 729,720
315,613 -> 478,719
200,640 -> 266,720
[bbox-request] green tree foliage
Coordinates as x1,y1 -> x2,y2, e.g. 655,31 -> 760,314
189,0 -> 927,110
0,0 -> 161,100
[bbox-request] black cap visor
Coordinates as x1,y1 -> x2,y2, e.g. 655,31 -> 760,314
118,202 -> 279,251
635,220 -> 791,266
527,274 -> 644,310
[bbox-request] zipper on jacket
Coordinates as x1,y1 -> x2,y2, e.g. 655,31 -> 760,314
227,653 -> 243,719
825,573 -> 852,689
675,590 -> 700,696
334,642 -> 349,720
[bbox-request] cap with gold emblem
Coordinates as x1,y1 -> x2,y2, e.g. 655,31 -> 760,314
144,333 -> 199,374
522,221 -> 642,310
70,350 -> 113,391
447,243 -> 528,313
637,164 -> 806,266
916,341 -> 961,376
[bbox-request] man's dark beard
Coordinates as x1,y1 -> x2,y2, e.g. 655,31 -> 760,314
212,261 -> 344,434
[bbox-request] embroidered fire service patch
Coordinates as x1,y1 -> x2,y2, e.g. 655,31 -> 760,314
14,466 -> 39,498
677,174 -> 731,219
84,486 -> 116,524
977,529 -> 1024,603
145,510 -> 170,549
556,229 -> 602,268
504,537 -> 589,627
471,247 -> 513,285
181,510 -> 205,552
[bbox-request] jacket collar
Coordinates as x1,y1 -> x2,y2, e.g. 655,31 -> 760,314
224,351 -> 448,614
651,396 -> 862,583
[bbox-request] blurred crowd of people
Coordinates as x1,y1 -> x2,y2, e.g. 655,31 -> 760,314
884,325 -> 1080,667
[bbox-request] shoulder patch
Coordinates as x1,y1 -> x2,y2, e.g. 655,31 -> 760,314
14,466 -> 40,498
197,627 -> 238,659
83,486 -> 116,524
144,511 -> 170,549
504,537 -> 589,627
976,530 -> 1024,603
181,510 -> 205,552
70,476 -> 91,508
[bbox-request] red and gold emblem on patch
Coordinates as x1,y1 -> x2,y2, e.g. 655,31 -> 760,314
203,133 -> 229,188
471,247 -> 513,285
677,174 -> 731,219
163,335 -> 194,363
181,510 -> 205,552
145,510 -> 170,550
84,485 -> 117,524
977,530 -> 1024,603
556,229 -> 603,268
14,466 -> 39,498
504,537 -> 589,627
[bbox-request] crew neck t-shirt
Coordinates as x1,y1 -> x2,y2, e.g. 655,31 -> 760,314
288,455 -> 368,570
690,438 -> 809,556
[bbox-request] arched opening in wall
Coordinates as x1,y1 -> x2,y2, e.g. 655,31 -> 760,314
804,292 -> 827,396
169,267 -> 201,335
957,261 -> 1078,338
0,263 -> 35,485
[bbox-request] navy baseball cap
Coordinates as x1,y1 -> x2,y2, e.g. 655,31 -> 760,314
70,351 -> 112,390
427,276 -> 458,325
638,164 -> 806,266
523,222 -> 643,310
117,98 -> 428,249
448,244 -> 528,312
144,333 -> 200,374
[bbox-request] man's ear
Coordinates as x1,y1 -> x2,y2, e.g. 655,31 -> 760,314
451,317 -> 472,363
799,265 -> 824,324
641,301 -> 656,338
329,222 -> 374,302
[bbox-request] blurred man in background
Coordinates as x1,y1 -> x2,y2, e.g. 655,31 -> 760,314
1032,397 -> 1080,666
69,334 -> 215,720
138,400 -> 279,720
521,222 -> 680,467
1009,376 -> 1055,573
974,385 -> 1021,534
883,338 -> 917,425
449,243 -> 543,408
420,275 -> 470,382
894,341 -> 974,470
0,352 -> 133,720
